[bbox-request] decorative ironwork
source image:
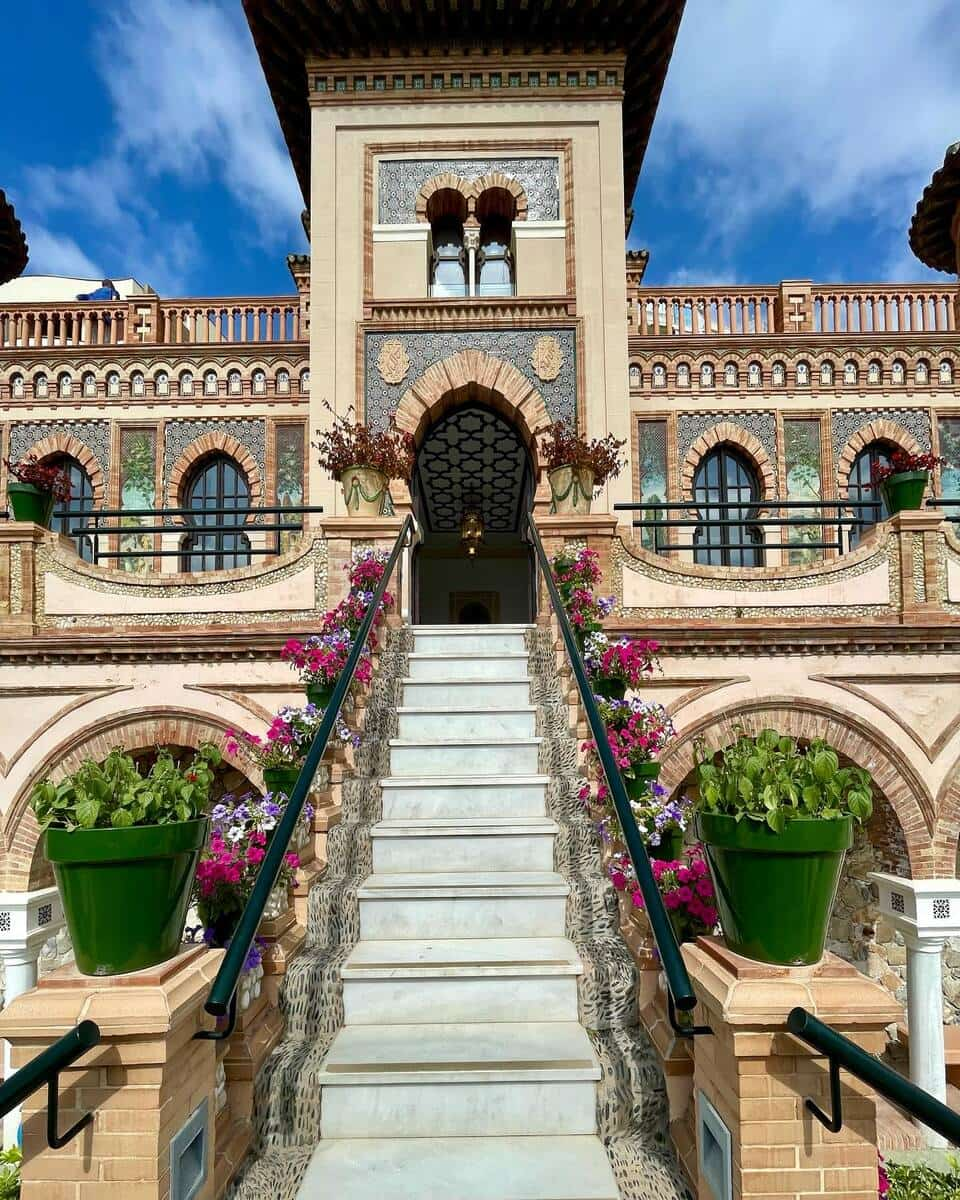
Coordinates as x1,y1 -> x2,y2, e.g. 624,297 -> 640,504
364,329 -> 576,430
378,157 -> 560,223
934,898 -> 951,920
891,891 -> 906,913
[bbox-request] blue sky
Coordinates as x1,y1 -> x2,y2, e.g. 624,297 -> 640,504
2,1 -> 958,297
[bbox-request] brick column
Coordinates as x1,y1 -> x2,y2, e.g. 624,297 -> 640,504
0,947 -> 222,1200
776,280 -> 814,334
0,523 -> 49,635
887,509 -> 947,616
683,938 -> 901,1200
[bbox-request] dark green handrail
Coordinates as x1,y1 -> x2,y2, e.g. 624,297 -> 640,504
0,1019 -> 100,1148
788,1007 -> 960,1145
199,513 -> 414,1022
526,515 -> 701,1022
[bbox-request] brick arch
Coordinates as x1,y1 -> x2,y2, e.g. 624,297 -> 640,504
2,707 -> 253,891
166,431 -> 263,514
31,433 -> 107,505
657,697 -> 933,878
836,419 -> 921,497
469,173 -> 528,222
394,349 -> 551,472
931,751 -> 960,877
680,422 -> 776,501
414,173 -> 472,224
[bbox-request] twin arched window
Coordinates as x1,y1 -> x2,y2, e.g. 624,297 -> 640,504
428,187 -> 516,298
179,453 -> 251,572
693,446 -> 763,567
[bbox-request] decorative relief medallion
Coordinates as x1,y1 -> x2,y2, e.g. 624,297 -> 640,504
530,336 -> 563,382
377,339 -> 411,385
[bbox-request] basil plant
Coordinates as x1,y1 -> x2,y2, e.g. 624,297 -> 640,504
694,728 -> 873,834
31,744 -> 222,831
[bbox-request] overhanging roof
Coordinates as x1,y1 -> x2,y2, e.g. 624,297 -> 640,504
0,191 -> 28,286
242,0 -> 685,206
909,141 -> 960,274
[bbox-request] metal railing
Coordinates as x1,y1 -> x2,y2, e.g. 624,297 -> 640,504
526,514 -> 707,1035
0,1020 -> 100,1149
615,498 -> 884,559
54,504 -> 325,567
788,1008 -> 960,1146
195,513 -> 415,1034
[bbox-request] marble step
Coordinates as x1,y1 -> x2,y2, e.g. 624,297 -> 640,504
297,1135 -> 619,1199
317,1021 -> 600,1138
370,817 -> 557,873
380,775 -> 549,820
341,936 -> 581,1025
412,626 -> 530,655
400,677 -> 532,709
407,652 -> 530,682
396,706 -> 537,740
358,871 -> 569,939
389,737 -> 542,777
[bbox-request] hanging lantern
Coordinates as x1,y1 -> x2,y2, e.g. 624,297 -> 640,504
460,507 -> 484,559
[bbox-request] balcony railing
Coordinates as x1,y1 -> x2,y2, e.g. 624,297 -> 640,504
813,286 -> 956,334
632,288 -> 778,337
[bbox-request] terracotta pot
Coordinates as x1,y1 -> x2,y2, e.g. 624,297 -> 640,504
548,465 -> 594,515
340,465 -> 388,517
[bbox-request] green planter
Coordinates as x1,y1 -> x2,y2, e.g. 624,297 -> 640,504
624,763 -> 661,801
695,812 -> 853,966
45,818 -> 208,976
881,470 -> 928,516
306,681 -> 336,709
7,482 -> 54,527
262,766 -> 303,797
594,677 -> 627,701
649,828 -> 684,862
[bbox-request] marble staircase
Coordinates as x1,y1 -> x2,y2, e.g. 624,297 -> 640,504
230,623 -> 691,1200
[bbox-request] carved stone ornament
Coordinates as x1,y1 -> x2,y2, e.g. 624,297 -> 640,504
377,338 -> 411,386
531,335 -> 563,383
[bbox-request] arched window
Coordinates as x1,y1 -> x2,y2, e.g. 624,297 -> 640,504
48,454 -> 95,562
892,359 -> 906,385
796,361 -> 810,386
277,369 -> 290,394
180,454 -> 251,572
58,372 -> 73,399
477,215 -> 514,297
844,360 -> 858,386
179,370 -> 194,397
748,362 -> 762,388
203,370 -> 218,396
629,364 -> 641,389
724,362 -> 738,387
677,363 -> 691,388
106,372 -> 120,397
227,370 -> 242,395
252,369 -> 266,395
772,361 -> 786,387
155,371 -> 169,396
915,359 -> 930,385
10,373 -> 24,399
820,360 -> 834,386
82,372 -> 96,398
299,368 -> 310,392
693,445 -> 763,567
940,359 -> 954,386
131,371 -> 145,397
652,363 -> 667,388
847,441 -> 893,547
700,362 -> 715,388
430,216 -> 467,297
868,360 -> 882,385
34,373 -> 48,399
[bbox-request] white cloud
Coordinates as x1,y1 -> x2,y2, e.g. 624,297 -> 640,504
664,265 -> 741,287
647,0 -> 960,279
24,226 -> 103,279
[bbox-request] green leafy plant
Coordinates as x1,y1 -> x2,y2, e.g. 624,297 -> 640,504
31,744 -> 222,831
884,1155 -> 960,1199
0,1144 -> 20,1200
694,728 -> 873,833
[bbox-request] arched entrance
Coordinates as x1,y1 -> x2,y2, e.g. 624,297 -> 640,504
411,401 -> 535,623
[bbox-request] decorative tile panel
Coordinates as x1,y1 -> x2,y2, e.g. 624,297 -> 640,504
11,420 -> 110,478
364,329 -> 577,430
831,408 -> 932,456
163,419 -> 266,513
378,157 -> 560,223
677,411 -> 777,467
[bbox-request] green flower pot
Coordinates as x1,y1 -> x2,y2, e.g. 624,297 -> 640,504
695,812 -> 853,966
881,470 -> 928,516
262,766 -> 303,797
45,818 -> 208,976
624,763 -> 661,801
7,482 -> 54,527
306,681 -> 336,709
594,677 -> 627,701
648,828 -> 684,863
